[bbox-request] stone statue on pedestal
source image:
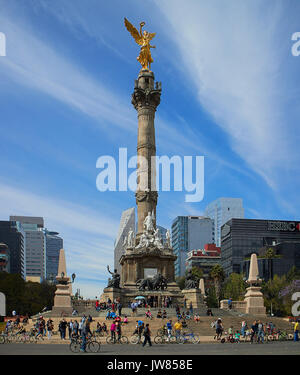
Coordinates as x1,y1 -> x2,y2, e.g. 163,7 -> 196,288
127,228 -> 135,247
165,229 -> 171,247
107,265 -> 121,289
185,269 -> 198,289
144,211 -> 155,233
153,227 -> 163,249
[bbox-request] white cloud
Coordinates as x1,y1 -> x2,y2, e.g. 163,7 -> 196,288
155,0 -> 296,190
0,16 -> 135,133
0,181 -> 119,298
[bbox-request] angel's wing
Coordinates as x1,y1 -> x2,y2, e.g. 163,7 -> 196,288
124,18 -> 143,45
147,32 -> 156,42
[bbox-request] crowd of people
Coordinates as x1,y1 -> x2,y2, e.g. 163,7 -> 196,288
212,317 -> 300,343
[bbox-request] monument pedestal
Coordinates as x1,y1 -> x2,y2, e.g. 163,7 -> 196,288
244,286 -> 266,316
182,288 -> 206,309
51,249 -> 73,316
101,287 -> 123,303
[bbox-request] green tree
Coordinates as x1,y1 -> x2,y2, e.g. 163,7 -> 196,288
286,266 -> 300,283
0,272 -> 56,316
206,286 -> 219,308
175,276 -> 185,290
262,274 -> 288,316
185,266 -> 203,286
223,273 -> 247,301
210,264 -> 225,303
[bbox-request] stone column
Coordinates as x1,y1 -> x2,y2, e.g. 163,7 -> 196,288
132,70 -> 161,237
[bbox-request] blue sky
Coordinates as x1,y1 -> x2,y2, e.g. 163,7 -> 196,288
0,0 -> 300,298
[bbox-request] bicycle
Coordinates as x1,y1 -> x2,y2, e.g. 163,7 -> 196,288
177,331 -> 200,344
154,334 -> 177,344
17,332 -> 35,344
130,334 -> 143,344
70,336 -> 100,353
106,335 -> 129,344
157,325 -> 168,336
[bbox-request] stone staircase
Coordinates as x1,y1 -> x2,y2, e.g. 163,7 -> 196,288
26,307 -> 295,344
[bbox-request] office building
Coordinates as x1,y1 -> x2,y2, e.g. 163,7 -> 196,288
157,225 -> 168,245
205,197 -> 244,247
185,243 -> 221,279
0,220 -> 26,278
0,243 -> 10,273
10,216 -> 45,280
114,207 -> 135,274
44,229 -> 63,281
221,218 -> 300,277
172,216 -> 213,277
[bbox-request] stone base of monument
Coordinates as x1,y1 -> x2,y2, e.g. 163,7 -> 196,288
244,286 -> 266,316
51,306 -> 73,316
182,288 -> 206,309
101,287 -> 123,303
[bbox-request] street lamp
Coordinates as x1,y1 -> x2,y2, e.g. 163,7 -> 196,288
60,272 -> 76,285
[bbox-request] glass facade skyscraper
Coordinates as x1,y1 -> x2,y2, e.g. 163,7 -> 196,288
204,197 -> 244,247
44,229 -> 63,281
171,216 -> 213,277
10,216 -> 45,280
0,220 -> 26,278
114,207 -> 135,274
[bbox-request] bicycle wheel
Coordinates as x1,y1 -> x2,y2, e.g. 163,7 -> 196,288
106,336 -> 116,344
130,335 -> 140,344
88,340 -> 100,353
157,328 -> 164,336
70,340 -> 81,353
29,335 -> 36,343
177,335 -> 185,344
120,336 -> 128,344
191,335 -> 200,344
154,336 -> 162,344
169,335 -> 177,344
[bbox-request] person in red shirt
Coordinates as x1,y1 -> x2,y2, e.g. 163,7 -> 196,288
110,321 -> 116,343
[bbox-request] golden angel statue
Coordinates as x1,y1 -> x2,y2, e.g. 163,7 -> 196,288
124,18 -> 156,71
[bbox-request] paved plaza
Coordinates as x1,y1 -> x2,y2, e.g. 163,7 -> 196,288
0,341 -> 299,355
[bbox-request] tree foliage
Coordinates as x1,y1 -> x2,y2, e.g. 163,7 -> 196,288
222,273 -> 247,301
0,272 -> 56,316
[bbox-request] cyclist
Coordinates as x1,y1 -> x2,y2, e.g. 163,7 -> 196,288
174,320 -> 182,339
80,320 -> 89,353
110,321 -> 116,343
294,319 -> 299,342
250,320 -> 258,344
257,321 -> 265,344
116,321 -> 122,342
166,320 -> 172,342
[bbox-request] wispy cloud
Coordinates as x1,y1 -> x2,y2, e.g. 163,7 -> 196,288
0,15 -> 135,133
155,0 -> 299,192
0,180 -> 118,297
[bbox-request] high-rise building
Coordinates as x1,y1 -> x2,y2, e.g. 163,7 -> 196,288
185,243 -> 221,281
157,225 -> 167,245
10,216 -> 45,280
44,229 -> 63,282
0,243 -> 10,273
0,220 -> 26,278
204,197 -> 244,247
221,218 -> 300,277
114,208 -> 135,274
171,216 -> 213,277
